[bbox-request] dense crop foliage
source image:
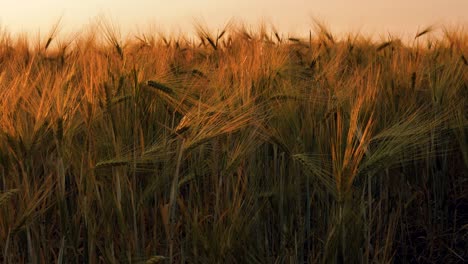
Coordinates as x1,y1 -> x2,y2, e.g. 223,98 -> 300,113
0,22 -> 466,263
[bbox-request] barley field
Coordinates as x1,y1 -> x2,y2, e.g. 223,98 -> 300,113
0,21 -> 467,263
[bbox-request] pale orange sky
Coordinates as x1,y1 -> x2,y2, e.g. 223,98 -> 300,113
1,1 -> 467,37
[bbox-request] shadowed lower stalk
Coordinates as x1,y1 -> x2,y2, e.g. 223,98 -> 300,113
169,139 -> 185,263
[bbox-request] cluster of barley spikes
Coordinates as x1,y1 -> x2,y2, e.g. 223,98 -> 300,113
0,20 -> 466,263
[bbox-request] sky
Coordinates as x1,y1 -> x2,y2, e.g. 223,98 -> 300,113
0,0 -> 467,37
